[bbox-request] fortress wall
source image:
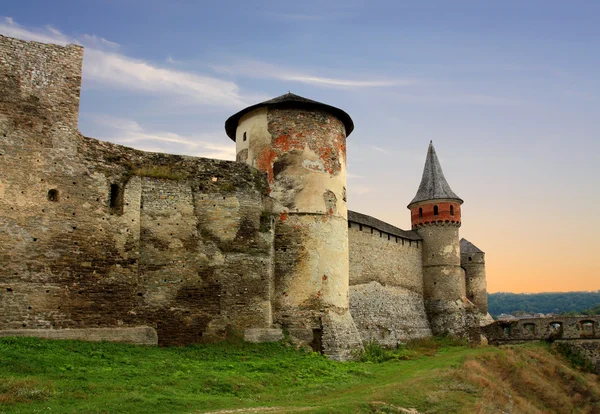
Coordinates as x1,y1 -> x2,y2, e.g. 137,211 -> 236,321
348,218 -> 432,346
348,222 -> 423,292
0,35 -> 83,132
0,35 -> 275,345
0,132 -> 275,344
0,131 -> 143,331
135,166 -> 275,345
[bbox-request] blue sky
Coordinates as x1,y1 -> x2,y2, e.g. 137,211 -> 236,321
1,1 -> 599,292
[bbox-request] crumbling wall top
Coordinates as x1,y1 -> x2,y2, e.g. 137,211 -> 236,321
0,35 -> 83,129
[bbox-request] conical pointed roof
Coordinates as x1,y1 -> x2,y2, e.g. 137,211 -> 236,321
460,238 -> 484,254
409,141 -> 463,207
224,92 -> 354,140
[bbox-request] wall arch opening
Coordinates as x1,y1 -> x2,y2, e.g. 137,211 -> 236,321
549,322 -> 563,338
523,323 -> 536,336
581,320 -> 595,337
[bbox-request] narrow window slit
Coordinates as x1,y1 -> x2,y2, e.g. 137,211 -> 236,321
109,183 -> 124,214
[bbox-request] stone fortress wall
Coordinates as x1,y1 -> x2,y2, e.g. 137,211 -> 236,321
0,35 -> 276,346
0,35 -> 490,359
347,211 -> 431,346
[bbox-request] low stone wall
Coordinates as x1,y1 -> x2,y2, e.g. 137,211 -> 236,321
0,326 -> 158,345
554,339 -> 600,374
483,316 -> 600,344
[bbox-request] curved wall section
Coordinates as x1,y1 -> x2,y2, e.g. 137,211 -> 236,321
410,200 -> 461,229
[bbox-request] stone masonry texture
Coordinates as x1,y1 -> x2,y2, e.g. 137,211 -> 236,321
348,221 -> 432,346
0,35 -> 490,358
461,247 -> 488,315
0,326 -> 158,345
0,36 -> 274,346
234,104 -> 362,359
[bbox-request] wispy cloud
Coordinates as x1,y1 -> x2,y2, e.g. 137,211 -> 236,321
371,146 -> 389,154
391,92 -> 520,106
88,114 -> 236,160
0,17 -> 248,107
83,50 -> 245,106
0,17 -> 70,44
81,33 -> 120,50
213,60 -> 415,89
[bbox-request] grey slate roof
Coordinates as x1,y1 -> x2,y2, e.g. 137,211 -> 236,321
460,238 -> 484,254
224,92 -> 354,140
408,141 -> 463,207
348,210 -> 422,241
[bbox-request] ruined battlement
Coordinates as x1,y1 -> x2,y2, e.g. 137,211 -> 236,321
0,35 -> 83,130
483,316 -> 600,344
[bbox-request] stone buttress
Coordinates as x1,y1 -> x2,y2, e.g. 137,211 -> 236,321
225,93 -> 363,360
408,142 -> 469,337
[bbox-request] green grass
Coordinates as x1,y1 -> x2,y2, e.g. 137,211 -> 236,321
0,337 -> 509,413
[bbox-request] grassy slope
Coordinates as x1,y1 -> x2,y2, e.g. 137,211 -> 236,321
0,337 -> 598,414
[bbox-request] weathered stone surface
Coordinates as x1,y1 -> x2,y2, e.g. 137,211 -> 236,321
348,219 -> 431,346
350,282 -> 431,346
0,326 -> 157,345
321,308 -> 364,361
460,238 -> 488,315
554,340 -> 600,374
485,317 -> 600,374
418,224 -> 468,337
0,34 -> 491,356
233,103 -> 362,359
244,328 -> 284,343
0,35 -> 275,346
483,316 -> 600,343
348,221 -> 423,292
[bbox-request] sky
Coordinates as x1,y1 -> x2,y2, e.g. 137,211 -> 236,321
1,0 -> 599,293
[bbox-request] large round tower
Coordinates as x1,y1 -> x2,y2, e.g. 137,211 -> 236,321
408,142 -> 467,336
225,93 -> 363,360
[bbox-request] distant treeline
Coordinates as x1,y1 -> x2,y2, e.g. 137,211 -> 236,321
488,291 -> 600,317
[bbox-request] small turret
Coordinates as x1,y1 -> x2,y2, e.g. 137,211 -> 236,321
408,142 -> 467,336
409,141 -> 463,229
460,239 -> 488,315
